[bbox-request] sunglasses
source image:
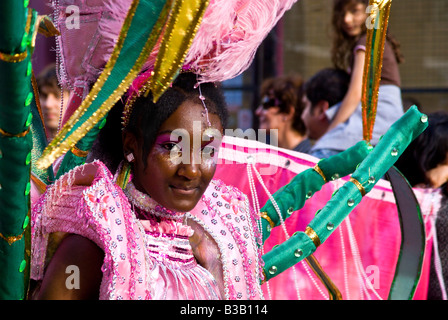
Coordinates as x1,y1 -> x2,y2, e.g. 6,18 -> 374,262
260,97 -> 283,110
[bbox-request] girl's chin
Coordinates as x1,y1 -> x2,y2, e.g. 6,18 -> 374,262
164,191 -> 202,212
167,202 -> 199,213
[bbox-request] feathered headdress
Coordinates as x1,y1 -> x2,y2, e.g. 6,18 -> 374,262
36,0 -> 297,170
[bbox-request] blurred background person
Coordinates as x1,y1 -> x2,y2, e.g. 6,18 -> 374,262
395,111 -> 448,189
395,111 -> 448,300
301,68 -> 351,158
255,73 -> 311,153
327,0 -> 404,146
36,63 -> 70,142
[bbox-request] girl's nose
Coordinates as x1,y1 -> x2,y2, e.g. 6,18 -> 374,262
177,150 -> 202,180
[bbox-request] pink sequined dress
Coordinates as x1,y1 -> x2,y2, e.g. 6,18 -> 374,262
31,161 -> 264,300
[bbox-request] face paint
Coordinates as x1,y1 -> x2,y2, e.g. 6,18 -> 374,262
130,100 -> 224,212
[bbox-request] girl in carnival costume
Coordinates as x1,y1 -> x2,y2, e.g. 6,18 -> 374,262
31,72 -> 266,300
27,0 -> 430,301
29,0 -> 302,300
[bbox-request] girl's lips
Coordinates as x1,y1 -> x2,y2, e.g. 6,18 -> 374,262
170,185 -> 198,195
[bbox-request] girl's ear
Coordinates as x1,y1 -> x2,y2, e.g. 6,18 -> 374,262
122,130 -> 138,160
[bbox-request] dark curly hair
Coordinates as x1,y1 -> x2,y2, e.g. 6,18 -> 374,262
259,73 -> 306,135
331,0 -> 404,71
304,68 -> 351,110
395,111 -> 448,187
88,72 -> 228,173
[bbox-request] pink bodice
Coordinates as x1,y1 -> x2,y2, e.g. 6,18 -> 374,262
31,161 -> 263,300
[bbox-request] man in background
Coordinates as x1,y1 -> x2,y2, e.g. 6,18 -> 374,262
301,68 -> 351,158
36,63 -> 70,142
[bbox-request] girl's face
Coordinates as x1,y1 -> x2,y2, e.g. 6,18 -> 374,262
126,100 -> 223,212
342,2 -> 367,37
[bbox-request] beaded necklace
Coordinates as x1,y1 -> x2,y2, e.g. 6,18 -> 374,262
123,181 -> 185,222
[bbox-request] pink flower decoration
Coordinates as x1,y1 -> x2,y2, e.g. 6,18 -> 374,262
88,193 -> 110,221
221,189 -> 245,214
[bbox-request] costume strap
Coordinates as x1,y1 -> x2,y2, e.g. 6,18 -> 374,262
261,106 -> 428,285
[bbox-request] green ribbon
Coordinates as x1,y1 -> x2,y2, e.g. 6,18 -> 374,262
56,116 -> 107,179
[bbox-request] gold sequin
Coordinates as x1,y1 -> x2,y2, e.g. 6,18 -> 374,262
0,230 -> 25,245
0,50 -> 27,63
70,145 -> 89,158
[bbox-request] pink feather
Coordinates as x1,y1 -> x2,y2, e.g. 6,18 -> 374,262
185,0 -> 298,83
97,0 -> 298,85
57,0 -> 298,99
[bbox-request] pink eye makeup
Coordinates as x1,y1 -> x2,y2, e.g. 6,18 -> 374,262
154,133 -> 183,152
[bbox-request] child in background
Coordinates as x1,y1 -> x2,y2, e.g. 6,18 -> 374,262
324,0 -> 405,152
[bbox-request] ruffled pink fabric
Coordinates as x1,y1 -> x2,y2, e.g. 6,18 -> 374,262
139,219 -> 194,238
31,160 -> 264,300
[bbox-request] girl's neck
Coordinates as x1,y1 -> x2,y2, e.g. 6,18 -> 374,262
124,180 -> 185,221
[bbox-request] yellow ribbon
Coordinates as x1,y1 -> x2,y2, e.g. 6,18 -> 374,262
150,0 -> 210,102
362,0 -> 392,142
36,0 -> 168,170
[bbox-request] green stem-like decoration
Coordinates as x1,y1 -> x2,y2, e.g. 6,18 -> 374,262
260,140 -> 372,243
0,1 -> 36,300
262,106 -> 428,284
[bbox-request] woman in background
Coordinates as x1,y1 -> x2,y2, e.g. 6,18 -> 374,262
255,74 -> 311,153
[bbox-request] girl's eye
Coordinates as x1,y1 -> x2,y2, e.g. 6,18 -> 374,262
162,143 -> 181,152
202,145 -> 216,158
